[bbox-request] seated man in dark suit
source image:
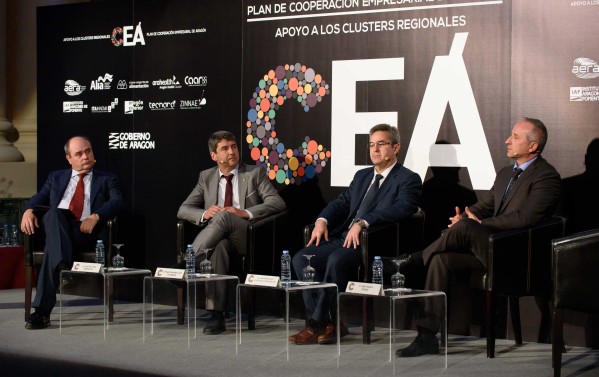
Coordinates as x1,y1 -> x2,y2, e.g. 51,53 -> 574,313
20,136 -> 125,329
290,124 -> 422,345
398,117 -> 561,356
177,130 -> 286,334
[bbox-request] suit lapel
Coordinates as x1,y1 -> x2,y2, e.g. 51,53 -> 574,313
208,167 -> 221,206
351,170 -> 373,215
375,164 -> 400,201
90,171 -> 100,210
496,157 -> 541,214
58,170 -> 71,198
237,164 -> 249,210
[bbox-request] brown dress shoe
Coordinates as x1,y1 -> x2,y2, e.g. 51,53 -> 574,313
317,322 -> 350,345
292,326 -> 320,345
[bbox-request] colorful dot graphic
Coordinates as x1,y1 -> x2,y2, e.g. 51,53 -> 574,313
246,63 -> 331,185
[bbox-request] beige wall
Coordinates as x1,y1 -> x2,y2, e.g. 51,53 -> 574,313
1,0 -> 86,199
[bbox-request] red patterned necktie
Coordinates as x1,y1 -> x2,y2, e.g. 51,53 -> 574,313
223,174 -> 234,207
68,173 -> 87,220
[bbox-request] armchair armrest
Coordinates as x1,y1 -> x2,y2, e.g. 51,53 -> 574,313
487,216 -> 565,294
24,212 -> 118,266
176,209 -> 289,273
246,209 -> 289,274
302,208 -> 424,283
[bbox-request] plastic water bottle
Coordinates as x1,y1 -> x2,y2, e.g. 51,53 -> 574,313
10,224 -> 18,245
372,256 -> 383,285
95,240 -> 105,266
2,224 -> 8,245
185,244 -> 196,278
281,250 -> 291,286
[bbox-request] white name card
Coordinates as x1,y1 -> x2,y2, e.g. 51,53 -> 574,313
155,267 -> 185,279
244,274 -> 280,287
72,262 -> 102,273
345,281 -> 384,296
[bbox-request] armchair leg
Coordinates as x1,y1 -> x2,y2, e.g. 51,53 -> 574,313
248,288 -> 256,330
25,266 -> 33,321
486,291 -> 496,358
177,287 -> 185,325
362,297 -> 374,344
107,276 -> 115,322
509,296 -> 522,345
552,309 -> 564,377
535,295 -> 551,344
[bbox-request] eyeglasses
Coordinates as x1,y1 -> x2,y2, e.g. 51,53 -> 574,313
368,141 -> 393,149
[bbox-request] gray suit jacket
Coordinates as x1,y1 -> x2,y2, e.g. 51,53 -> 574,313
177,163 -> 286,226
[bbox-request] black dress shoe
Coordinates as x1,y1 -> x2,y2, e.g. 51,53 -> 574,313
203,311 -> 226,335
396,328 -> 439,357
25,310 -> 51,330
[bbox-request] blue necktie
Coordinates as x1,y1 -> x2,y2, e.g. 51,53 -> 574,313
499,168 -> 523,211
357,174 -> 383,217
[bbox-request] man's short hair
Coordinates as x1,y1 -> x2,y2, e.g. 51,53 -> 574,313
522,117 -> 548,153
208,131 -> 237,153
370,123 -> 400,144
64,136 -> 92,156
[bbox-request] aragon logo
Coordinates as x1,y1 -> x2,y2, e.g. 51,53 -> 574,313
572,58 -> 599,79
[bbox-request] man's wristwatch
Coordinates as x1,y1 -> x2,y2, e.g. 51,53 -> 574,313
355,218 -> 367,229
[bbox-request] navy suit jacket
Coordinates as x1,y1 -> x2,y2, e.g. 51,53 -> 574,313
25,168 -> 125,224
320,163 -> 422,236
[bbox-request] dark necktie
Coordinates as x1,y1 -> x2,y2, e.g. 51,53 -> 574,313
68,173 -> 87,220
499,168 -> 523,210
223,174 -> 234,207
357,174 -> 383,217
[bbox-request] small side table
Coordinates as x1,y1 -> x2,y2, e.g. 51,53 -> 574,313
338,289 -> 447,374
59,268 -> 151,339
143,274 -> 239,349
236,281 -> 338,362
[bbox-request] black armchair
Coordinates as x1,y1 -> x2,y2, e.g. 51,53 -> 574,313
175,210 -> 289,326
551,229 -> 599,377
457,216 -> 566,358
303,208 -> 425,343
24,210 -> 117,320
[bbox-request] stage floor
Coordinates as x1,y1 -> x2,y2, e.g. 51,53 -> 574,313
0,288 -> 597,376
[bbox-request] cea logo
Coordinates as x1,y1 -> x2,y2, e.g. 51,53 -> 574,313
111,22 -> 145,47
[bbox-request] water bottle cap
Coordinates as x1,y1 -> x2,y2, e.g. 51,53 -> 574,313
97,240 -> 103,244
187,244 -> 193,248
374,256 -> 381,260
283,250 -> 289,254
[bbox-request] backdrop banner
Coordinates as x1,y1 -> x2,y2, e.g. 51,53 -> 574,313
37,0 -> 599,268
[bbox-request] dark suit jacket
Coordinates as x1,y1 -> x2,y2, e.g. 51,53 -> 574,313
320,163 -> 422,236
25,168 -> 125,224
177,163 -> 286,226
468,156 -> 561,232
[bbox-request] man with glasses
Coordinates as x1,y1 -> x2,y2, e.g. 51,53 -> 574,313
290,124 -> 422,345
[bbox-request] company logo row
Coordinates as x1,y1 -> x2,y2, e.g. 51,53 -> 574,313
63,97 -> 207,113
64,75 -> 207,96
